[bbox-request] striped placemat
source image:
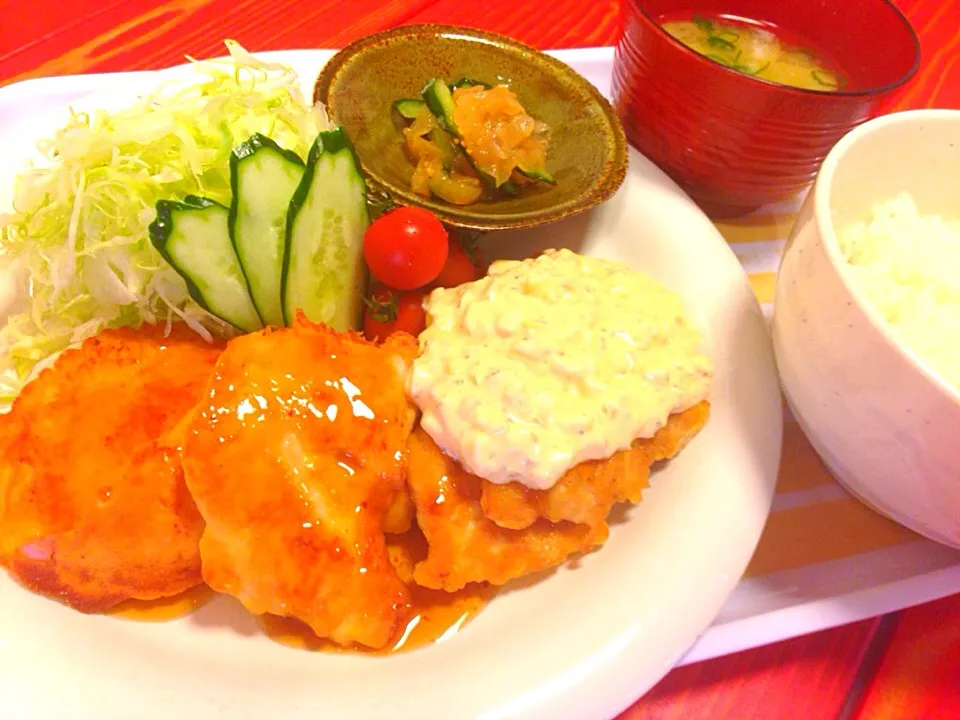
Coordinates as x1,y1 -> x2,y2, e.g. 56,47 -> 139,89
721,198 -> 921,576
680,196 -> 960,665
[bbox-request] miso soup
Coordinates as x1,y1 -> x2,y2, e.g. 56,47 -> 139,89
661,15 -> 844,91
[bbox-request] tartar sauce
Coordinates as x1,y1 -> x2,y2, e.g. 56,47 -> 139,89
409,248 -> 714,490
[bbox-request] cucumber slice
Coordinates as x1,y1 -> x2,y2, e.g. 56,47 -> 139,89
229,134 -> 304,328
466,155 -> 520,196
450,77 -> 492,90
393,98 -> 426,119
429,126 -> 457,171
149,196 -> 263,333
500,180 -> 521,197
517,165 -> 556,185
421,78 -> 458,134
282,128 -> 369,330
429,175 -> 484,205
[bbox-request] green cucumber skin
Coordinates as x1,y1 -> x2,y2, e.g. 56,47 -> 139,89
464,154 -> 520,197
393,98 -> 426,119
281,128 -> 369,330
500,180 -> 521,196
228,133 -> 304,328
429,126 -> 457,171
450,77 -> 492,90
516,166 -> 556,185
421,78 -> 459,135
149,195 -> 263,333
231,132 -> 304,167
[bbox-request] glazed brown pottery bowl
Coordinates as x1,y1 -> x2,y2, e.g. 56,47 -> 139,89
314,24 -> 629,232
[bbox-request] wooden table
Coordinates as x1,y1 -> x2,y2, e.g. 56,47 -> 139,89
2,1 -> 960,717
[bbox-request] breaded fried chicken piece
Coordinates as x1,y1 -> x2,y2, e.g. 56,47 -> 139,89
0,324 -> 220,611
182,316 -> 419,649
406,427 -> 607,593
407,402 -> 711,591
7,434 -> 205,610
480,402 -> 711,531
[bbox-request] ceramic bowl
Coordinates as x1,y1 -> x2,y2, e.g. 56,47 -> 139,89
314,24 -> 628,231
772,109 -> 960,549
612,0 -> 920,218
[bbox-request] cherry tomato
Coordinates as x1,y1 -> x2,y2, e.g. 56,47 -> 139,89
362,288 -> 427,343
431,240 -> 483,289
363,206 -> 448,290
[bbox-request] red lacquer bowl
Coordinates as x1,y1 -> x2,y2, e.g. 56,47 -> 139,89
612,0 -> 920,217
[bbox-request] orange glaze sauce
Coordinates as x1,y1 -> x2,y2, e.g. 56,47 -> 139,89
109,583 -> 215,621
107,527 -> 495,652
259,526 -> 497,654
258,582 -> 495,654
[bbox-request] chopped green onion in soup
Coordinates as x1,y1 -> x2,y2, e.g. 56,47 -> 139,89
662,16 -> 844,91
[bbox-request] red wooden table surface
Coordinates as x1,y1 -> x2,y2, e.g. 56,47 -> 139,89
2,1 -> 960,718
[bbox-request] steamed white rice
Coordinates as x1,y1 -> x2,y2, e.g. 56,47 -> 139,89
837,192 -> 960,392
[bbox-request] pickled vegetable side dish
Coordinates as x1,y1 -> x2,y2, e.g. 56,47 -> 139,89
393,78 -> 554,205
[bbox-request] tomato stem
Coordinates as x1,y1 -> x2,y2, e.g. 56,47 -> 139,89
456,229 -> 485,267
360,288 -> 398,323
366,187 -> 398,221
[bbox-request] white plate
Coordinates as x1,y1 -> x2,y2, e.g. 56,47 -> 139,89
0,50 -> 782,720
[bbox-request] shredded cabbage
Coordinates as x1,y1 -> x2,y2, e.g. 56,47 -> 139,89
0,40 -> 332,400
